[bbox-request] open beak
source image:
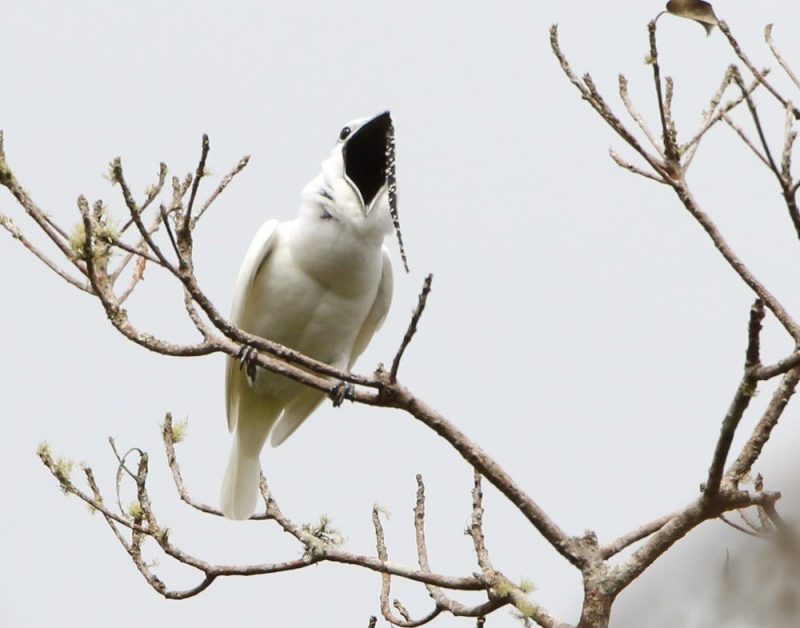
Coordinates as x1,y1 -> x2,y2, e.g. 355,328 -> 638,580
343,111 -> 392,215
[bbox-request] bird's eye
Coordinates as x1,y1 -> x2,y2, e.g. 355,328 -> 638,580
339,126 -> 351,141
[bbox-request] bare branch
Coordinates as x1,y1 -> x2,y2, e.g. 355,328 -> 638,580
191,154 -> 250,229
618,74 -> 663,156
704,302 -> 767,498
413,475 -> 449,607
608,149 -> 667,184
373,505 -> 408,627
469,472 -> 493,573
558,53 -> 795,338
600,512 -> 677,560
669,182 -> 800,342
385,383 -> 582,569
117,255 -> 147,305
648,21 -> 679,165
180,133 -> 209,246
682,69 -> 766,168
765,24 -> 800,91
162,413 -> 267,519
44,429 -> 488,604
159,202 -> 181,262
757,349 -> 800,380
727,367 -> 800,485
0,213 -> 93,292
549,26 -> 672,182
745,299 -> 765,369
719,513 -> 765,538
611,489 -> 782,591
722,114 -> 771,168
113,158 -> 178,275
0,132 -> 89,277
410,476 -> 508,623
119,162 -> 168,234
781,100 -> 797,184
719,21 -> 800,119
109,236 -> 164,269
391,273 -> 433,381
703,373 -> 758,499
729,69 -> 784,181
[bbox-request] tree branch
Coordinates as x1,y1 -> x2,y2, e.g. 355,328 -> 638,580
391,273 -> 433,381
727,367 -> 800,485
718,21 -> 800,119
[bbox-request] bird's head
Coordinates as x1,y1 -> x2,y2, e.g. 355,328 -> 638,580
303,111 -> 393,233
302,111 -> 409,271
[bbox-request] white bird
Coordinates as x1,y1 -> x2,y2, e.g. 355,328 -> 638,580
221,111 -> 398,520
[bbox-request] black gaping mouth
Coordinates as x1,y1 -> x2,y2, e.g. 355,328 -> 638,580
343,111 -> 392,211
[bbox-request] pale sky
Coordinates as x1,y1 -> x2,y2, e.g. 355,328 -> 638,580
2,2 -> 800,626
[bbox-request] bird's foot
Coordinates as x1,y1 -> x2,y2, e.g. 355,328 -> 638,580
329,381 -> 354,408
237,345 -> 259,386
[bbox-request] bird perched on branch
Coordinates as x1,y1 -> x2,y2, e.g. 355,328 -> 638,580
221,111 -> 406,520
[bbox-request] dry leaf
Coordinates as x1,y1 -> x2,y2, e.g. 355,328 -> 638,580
665,0 -> 718,35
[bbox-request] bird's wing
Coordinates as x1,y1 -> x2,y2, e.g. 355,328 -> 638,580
225,219 -> 280,432
348,247 -> 394,370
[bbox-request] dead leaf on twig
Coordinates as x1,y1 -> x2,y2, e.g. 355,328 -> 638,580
665,0 -> 718,35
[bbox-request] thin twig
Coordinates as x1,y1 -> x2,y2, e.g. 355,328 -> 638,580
371,504 -> 446,626
600,512 -> 677,560
180,134 -> 209,244
117,255 -> 147,304
618,74 -> 663,156
757,349 -> 800,380
119,162 -> 168,234
390,274 -> 433,381
159,203 -> 181,261
608,149 -> 667,184
719,514 -> 764,538
191,155 -> 250,229
730,69 -> 781,175
781,100 -> 797,184
719,21 -> 800,119
162,413 -> 268,519
610,489 -> 782,591
469,472 -> 493,573
722,114 -> 771,168
113,158 -> 177,275
111,207 -> 167,283
669,182 -> 800,342
648,21 -> 679,165
682,69 -> 767,169
0,132 -> 89,277
704,303 -> 765,498
549,26 -> 671,182
373,505 -> 400,625
727,367 -> 800,485
730,65 -> 800,243
765,24 -> 800,90
0,213 -> 93,292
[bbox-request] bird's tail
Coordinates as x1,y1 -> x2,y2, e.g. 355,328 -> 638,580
270,387 -> 325,447
220,437 -> 263,520
221,395 -> 278,520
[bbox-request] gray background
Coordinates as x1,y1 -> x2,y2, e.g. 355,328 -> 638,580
2,1 -> 799,626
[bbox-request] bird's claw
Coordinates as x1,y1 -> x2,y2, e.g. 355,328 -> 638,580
329,381 -> 354,407
237,345 -> 259,386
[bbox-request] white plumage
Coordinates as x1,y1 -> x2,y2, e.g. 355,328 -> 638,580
221,112 -> 396,520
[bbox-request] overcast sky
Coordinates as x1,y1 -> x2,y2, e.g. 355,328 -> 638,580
2,2 -> 800,627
